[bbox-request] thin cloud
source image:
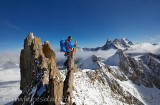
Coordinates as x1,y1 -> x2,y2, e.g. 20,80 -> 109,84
125,43 -> 160,55
0,20 -> 20,30
8,23 -> 20,30
55,49 -> 117,68
144,35 -> 160,43
0,50 -> 20,63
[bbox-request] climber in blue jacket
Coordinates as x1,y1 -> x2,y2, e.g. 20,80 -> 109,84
64,36 -> 76,70
65,36 -> 75,53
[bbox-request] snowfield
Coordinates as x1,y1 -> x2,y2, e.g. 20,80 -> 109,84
73,70 -> 127,105
72,68 -> 160,105
117,80 -> 160,105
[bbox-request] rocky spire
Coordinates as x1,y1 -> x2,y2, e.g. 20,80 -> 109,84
63,45 -> 77,105
14,33 -> 64,105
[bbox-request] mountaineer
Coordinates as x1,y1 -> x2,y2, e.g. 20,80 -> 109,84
60,36 -> 77,70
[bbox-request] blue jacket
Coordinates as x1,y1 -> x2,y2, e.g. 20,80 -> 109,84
65,40 -> 74,52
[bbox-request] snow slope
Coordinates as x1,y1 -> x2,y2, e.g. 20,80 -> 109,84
73,70 -> 127,105
71,67 -> 160,105
117,80 -> 160,105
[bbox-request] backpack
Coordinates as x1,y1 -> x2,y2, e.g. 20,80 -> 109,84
60,40 -> 67,52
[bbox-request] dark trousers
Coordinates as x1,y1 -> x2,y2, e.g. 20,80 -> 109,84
64,52 -> 72,69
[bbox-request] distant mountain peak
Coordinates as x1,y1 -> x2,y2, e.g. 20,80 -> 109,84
83,38 -> 133,51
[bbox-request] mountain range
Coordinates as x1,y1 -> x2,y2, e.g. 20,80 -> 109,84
0,33 -> 160,105
83,38 -> 133,51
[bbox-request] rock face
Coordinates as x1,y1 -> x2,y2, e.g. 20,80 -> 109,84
83,58 -> 144,105
14,33 -> 76,105
63,47 -> 76,105
110,49 -> 160,89
141,54 -> 160,89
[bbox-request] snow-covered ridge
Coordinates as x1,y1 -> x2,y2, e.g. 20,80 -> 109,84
72,69 -> 160,105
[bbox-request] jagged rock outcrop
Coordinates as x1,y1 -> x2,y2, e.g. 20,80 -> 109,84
114,49 -> 152,87
85,59 -> 144,105
14,33 -> 64,105
113,49 -> 160,89
14,32 -> 77,105
141,54 -> 160,89
63,45 -> 77,105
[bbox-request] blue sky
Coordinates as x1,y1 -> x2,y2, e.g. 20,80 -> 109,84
0,0 -> 160,51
